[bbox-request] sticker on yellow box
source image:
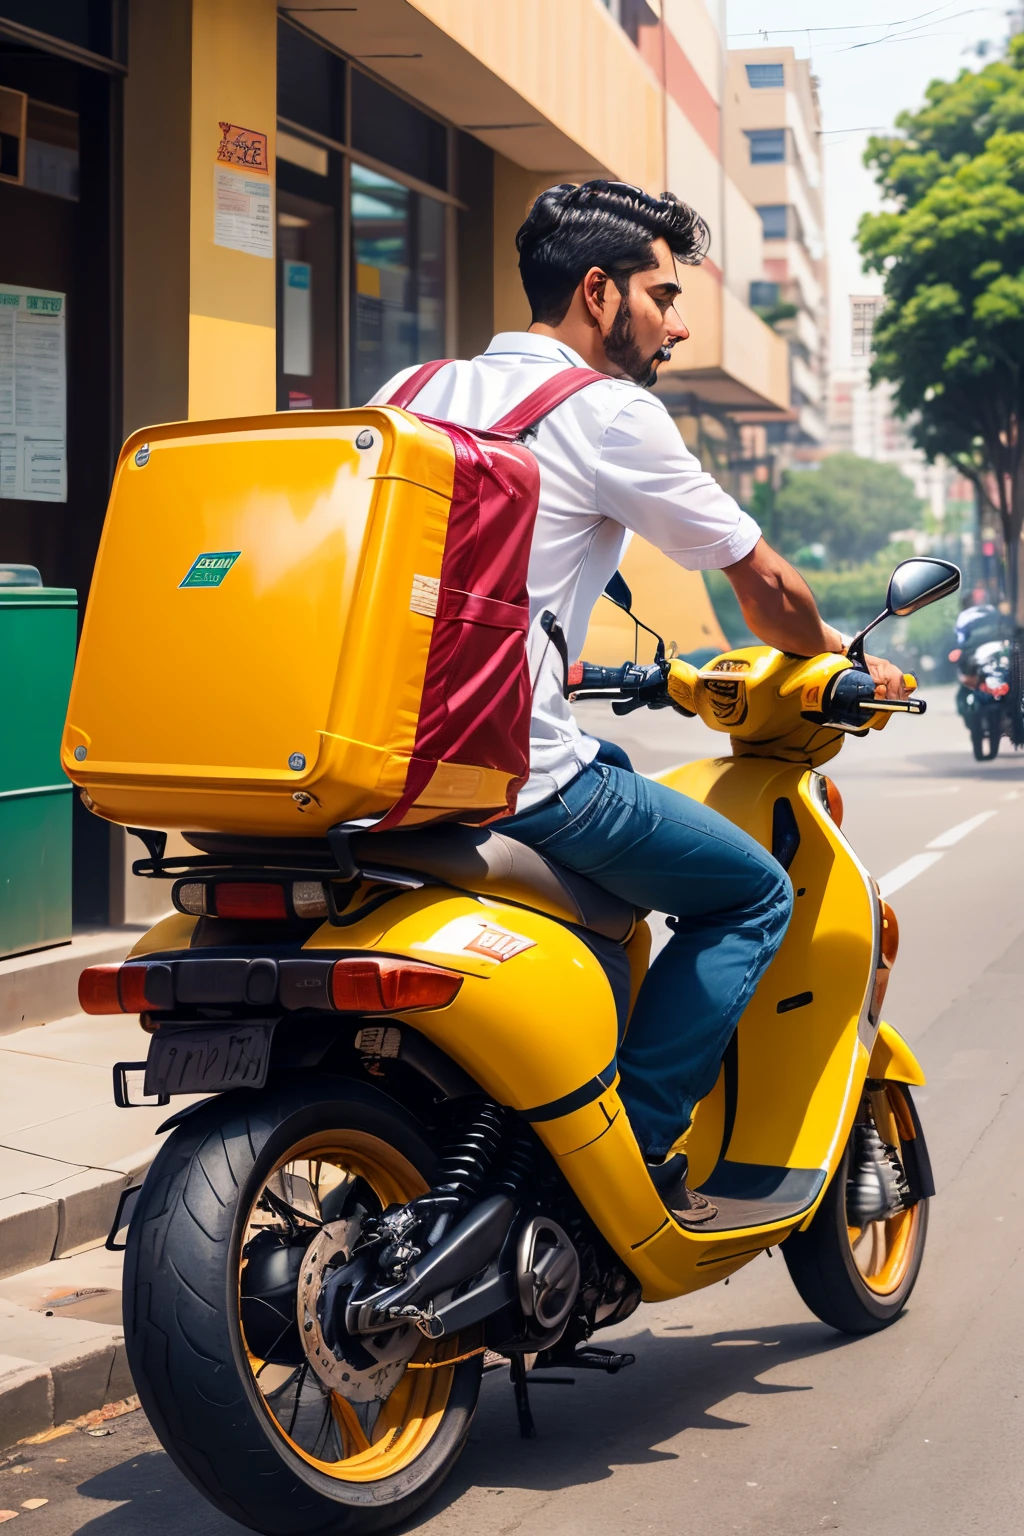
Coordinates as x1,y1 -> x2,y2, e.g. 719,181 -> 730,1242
413,915 -> 536,965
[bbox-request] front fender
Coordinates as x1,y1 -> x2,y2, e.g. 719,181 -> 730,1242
868,1020 -> 926,1086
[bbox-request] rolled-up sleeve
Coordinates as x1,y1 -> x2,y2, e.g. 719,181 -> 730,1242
595,396 -> 761,571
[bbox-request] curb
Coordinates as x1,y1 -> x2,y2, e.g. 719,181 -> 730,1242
0,1147 -> 159,1282
0,1342 -> 135,1453
0,930 -> 140,1039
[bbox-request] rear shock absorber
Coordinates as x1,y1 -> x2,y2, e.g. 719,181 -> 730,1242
376,1099 -> 508,1276
494,1119 -> 535,1200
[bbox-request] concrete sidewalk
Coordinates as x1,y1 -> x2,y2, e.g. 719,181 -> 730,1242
0,1010 -> 181,1280
0,1007 -> 193,1447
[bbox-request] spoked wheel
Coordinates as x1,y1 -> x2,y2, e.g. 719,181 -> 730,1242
783,1081 -> 929,1333
123,1076 -> 483,1535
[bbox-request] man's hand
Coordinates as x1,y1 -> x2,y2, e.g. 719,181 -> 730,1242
725,541 -> 909,697
864,652 -> 911,701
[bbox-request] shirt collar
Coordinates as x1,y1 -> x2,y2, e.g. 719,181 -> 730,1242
484,332 -> 590,369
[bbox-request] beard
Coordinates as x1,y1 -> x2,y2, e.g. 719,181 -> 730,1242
604,296 -> 667,387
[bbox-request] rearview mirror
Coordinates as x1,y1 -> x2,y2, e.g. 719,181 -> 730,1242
604,571 -> 633,612
846,557 -> 961,669
886,558 -> 961,618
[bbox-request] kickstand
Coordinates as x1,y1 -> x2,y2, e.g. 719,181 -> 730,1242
509,1354 -> 536,1440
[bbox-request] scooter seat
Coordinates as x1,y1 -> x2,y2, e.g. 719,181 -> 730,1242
184,825 -> 638,943
353,825 -> 637,943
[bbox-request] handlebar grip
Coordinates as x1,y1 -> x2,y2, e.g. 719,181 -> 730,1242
858,697 -> 927,715
569,662 -> 632,691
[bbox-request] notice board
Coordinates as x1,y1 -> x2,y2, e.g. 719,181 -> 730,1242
0,282 -> 67,503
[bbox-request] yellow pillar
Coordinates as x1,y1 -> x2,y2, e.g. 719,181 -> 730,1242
187,0 -> 277,419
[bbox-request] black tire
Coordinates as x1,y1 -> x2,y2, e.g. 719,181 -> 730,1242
970,718 -> 999,760
123,1075 -> 483,1536
782,1097 -> 929,1335
987,719 -> 1002,759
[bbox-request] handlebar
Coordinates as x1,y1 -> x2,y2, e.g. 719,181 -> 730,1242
566,659 -> 681,716
567,654 -> 926,726
825,666 -> 926,724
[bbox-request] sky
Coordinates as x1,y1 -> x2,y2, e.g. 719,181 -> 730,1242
726,2 -> 1019,369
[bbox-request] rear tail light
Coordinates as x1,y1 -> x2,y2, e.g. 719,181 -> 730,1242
330,957 -> 462,1012
172,880 -> 329,920
79,963 -> 150,1015
175,882 -> 207,915
211,883 -> 288,921
291,881 -> 328,919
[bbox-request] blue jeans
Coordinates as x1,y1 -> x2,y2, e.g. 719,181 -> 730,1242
503,754 -> 793,1159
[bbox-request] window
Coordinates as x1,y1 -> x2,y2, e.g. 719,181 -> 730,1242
278,19 -> 346,142
350,164 -> 446,404
757,204 -> 788,240
351,71 -> 448,192
276,22 -> 455,408
746,63 -> 784,89
851,297 -> 885,358
750,281 -> 780,308
0,1 -> 122,61
746,129 -> 786,164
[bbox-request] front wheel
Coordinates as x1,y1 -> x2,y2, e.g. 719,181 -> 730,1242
782,1082 -> 929,1333
123,1075 -> 482,1535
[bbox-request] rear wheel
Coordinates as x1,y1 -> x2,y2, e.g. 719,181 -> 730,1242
123,1076 -> 482,1535
971,716 -> 1000,759
783,1082 -> 929,1333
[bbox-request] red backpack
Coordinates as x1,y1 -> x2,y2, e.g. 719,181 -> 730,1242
377,359 -> 606,829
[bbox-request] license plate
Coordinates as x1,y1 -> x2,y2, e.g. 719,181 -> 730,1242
144,1020 -> 276,1097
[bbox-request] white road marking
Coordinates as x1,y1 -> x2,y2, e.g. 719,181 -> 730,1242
926,810 -> 998,849
878,852 -> 944,898
878,808 -> 998,895
1003,790 -> 1021,801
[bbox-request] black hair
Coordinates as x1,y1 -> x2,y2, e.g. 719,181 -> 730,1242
516,180 -> 710,325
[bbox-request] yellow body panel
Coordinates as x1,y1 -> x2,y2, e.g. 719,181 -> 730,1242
868,1021 -> 927,1086
62,409 -> 527,835
119,643 -> 905,1304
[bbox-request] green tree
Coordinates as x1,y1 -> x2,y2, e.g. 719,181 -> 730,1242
773,453 -> 923,565
859,36 -> 1024,610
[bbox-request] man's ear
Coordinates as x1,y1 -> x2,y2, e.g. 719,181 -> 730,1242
581,266 -> 610,327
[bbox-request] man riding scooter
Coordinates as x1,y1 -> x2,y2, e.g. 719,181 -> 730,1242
372,179 -> 908,1223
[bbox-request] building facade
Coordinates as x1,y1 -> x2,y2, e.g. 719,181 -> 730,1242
725,46 -> 828,457
0,0 -> 789,928
828,297 -> 955,522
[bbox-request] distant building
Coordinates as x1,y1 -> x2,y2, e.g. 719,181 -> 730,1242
828,297 -> 963,522
725,46 -> 829,454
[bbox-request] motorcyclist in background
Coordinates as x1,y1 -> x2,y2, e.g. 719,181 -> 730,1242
372,180 -> 908,1222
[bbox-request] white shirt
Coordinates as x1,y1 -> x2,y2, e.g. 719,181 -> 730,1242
371,332 -> 761,810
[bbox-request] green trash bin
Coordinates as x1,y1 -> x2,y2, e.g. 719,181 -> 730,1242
0,568 -> 78,959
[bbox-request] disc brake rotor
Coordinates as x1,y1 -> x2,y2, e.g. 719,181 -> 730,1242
296,1220 -> 419,1403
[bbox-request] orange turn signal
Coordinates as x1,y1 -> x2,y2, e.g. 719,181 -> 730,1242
879,899 -> 899,968
819,775 -> 844,827
79,962 -> 150,1015
330,957 -> 463,1013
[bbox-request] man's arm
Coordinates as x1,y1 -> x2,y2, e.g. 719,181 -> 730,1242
725,538 -> 908,700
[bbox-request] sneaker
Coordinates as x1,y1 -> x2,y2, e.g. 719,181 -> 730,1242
645,1152 -> 718,1225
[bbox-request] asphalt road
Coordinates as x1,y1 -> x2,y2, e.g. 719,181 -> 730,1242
7,685 -> 1024,1536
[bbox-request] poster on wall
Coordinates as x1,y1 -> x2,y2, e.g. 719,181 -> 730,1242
214,121 -> 272,258
0,282 -> 67,504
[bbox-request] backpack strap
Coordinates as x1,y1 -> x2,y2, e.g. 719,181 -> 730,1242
489,367 -> 610,436
385,358 -> 453,409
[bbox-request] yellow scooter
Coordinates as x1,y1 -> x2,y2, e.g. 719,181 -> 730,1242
89,556 -> 957,1535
